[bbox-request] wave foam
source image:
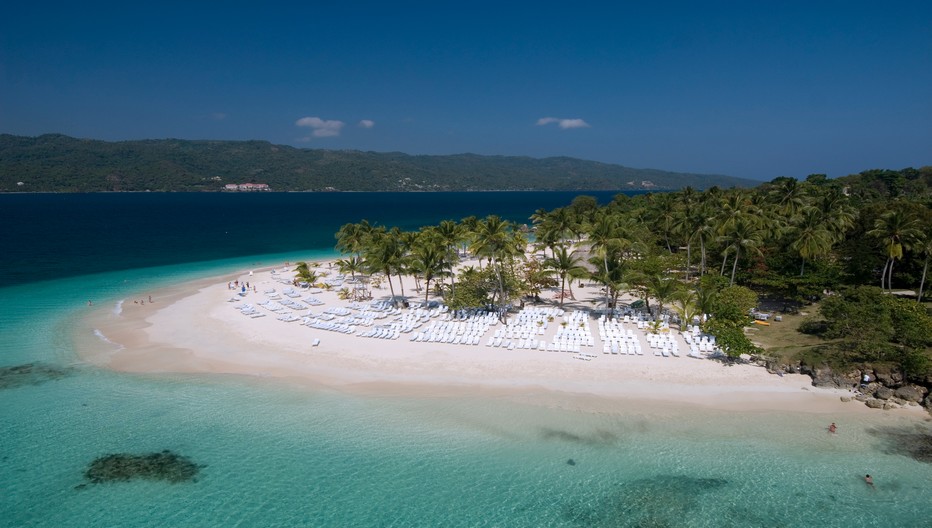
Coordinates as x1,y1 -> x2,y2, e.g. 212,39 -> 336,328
93,329 -> 125,350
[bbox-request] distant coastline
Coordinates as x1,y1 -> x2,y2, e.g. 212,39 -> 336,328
0,133 -> 756,193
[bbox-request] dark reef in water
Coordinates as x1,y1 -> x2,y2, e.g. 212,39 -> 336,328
79,450 -> 201,487
562,474 -> 728,527
0,363 -> 73,389
868,425 -> 932,463
539,427 -> 618,446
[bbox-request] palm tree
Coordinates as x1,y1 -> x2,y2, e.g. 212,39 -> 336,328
544,246 -> 587,306
436,220 -> 463,260
293,262 -> 319,284
913,233 -> 932,303
335,255 -> 364,280
335,220 -> 373,258
531,207 -> 575,258
586,254 -> 629,314
587,209 -> 641,311
395,228 -> 418,298
651,193 -> 678,253
815,187 -> 856,243
409,230 -> 449,303
767,177 -> 809,218
718,218 -> 764,286
470,215 -> 523,317
867,208 -> 923,291
458,216 -> 480,262
362,227 -> 405,305
670,188 -> 699,279
788,206 -> 834,276
671,289 -> 699,329
647,274 -> 682,319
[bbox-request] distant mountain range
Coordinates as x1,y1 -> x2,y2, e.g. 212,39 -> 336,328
0,134 -> 758,192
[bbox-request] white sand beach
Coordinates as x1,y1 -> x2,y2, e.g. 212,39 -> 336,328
77,260 -> 919,417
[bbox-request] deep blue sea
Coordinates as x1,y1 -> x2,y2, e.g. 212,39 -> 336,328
1,192 -> 931,527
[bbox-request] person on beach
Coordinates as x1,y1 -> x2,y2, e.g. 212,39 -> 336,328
148,295 -> 152,303
829,423 -> 837,433
87,300 -> 93,306
865,474 -> 874,486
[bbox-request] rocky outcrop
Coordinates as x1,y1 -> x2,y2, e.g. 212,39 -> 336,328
894,385 -> 927,403
873,365 -> 905,386
788,360 -> 932,414
874,386 -> 894,400
802,366 -> 859,389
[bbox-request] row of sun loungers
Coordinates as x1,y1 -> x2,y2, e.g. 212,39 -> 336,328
359,326 -> 400,339
303,318 -> 355,334
647,333 -> 680,357
414,332 -> 482,345
238,270 -> 721,358
485,337 -> 549,350
234,303 -> 267,318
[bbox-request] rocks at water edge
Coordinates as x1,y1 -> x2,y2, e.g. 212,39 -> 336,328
789,361 -> 932,414
80,450 -> 201,486
874,386 -> 894,400
894,385 -> 927,403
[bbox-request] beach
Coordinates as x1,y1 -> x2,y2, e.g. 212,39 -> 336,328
78,259 -> 914,418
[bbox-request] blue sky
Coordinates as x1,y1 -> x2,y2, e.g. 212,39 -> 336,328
1,2 -> 930,180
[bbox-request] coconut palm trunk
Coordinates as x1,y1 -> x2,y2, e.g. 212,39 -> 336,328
917,258 -> 928,303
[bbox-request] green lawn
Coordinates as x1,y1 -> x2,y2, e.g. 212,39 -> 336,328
743,304 -> 834,363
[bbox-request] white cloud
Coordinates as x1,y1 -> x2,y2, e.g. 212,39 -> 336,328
295,116 -> 345,137
358,119 -> 375,129
536,117 -> 590,129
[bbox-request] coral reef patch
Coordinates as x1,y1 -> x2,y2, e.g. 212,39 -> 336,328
561,474 -> 728,527
868,425 -> 932,463
539,427 -> 618,446
0,363 -> 73,390
81,450 -> 201,486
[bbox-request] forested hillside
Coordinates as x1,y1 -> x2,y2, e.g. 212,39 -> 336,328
0,134 -> 756,192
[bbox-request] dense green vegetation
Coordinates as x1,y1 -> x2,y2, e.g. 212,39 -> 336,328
0,134 -> 755,192
801,286 -> 932,377
332,167 -> 932,380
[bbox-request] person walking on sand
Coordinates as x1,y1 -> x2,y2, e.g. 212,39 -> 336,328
829,423 -> 837,433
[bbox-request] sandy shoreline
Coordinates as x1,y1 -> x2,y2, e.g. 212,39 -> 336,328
74,259 -> 923,418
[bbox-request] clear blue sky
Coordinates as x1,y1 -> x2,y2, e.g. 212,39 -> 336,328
2,2 -> 930,180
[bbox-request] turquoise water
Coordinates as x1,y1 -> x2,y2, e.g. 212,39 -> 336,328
2,193 -> 931,527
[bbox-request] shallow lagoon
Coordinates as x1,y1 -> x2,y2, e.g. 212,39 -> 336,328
2,193 -> 931,527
